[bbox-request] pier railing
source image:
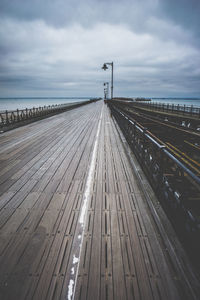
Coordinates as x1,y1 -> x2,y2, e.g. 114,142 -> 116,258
108,102 -> 200,244
130,101 -> 200,118
0,99 -> 97,129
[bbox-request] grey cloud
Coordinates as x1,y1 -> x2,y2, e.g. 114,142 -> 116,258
0,0 -> 92,26
0,0 -> 200,97
0,0 -> 199,35
160,0 -> 200,34
0,0 -> 199,52
0,0 -> 161,40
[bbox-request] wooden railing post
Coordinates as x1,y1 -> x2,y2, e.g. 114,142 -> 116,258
26,108 -> 28,119
17,109 -> 20,122
5,110 -> 9,124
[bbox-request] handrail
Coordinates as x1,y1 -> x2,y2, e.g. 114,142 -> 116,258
0,99 -> 98,128
117,107 -> 200,186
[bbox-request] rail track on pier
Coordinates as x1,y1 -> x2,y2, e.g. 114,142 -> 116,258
110,101 -> 200,177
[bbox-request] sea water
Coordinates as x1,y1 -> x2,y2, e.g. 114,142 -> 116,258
0,97 -> 91,112
0,97 -> 200,112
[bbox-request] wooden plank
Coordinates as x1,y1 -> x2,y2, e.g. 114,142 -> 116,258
0,102 -> 193,299
84,122 -> 104,300
23,181 -> 81,300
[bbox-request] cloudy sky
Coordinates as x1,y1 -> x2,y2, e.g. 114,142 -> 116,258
0,0 -> 200,98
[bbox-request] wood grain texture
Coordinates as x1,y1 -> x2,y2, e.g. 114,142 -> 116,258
0,101 -> 186,299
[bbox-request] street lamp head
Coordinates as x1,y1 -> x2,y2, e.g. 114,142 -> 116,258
102,63 -> 108,71
101,61 -> 113,99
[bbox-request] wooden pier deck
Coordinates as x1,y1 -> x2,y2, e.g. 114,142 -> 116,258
0,101 -> 197,299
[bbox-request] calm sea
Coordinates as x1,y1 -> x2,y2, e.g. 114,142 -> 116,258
0,97 -> 200,112
0,97 -> 91,112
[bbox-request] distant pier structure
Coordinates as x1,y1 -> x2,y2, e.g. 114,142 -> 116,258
0,99 -> 199,299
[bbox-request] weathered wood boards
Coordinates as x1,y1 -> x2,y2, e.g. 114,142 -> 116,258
0,101 -> 190,299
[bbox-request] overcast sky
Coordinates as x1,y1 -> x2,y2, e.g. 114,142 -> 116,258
0,0 -> 200,98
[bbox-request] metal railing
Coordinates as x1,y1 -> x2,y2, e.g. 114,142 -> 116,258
130,101 -> 200,118
108,102 -> 200,243
0,100 -> 97,129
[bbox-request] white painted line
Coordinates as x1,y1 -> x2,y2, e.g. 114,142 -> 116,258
67,105 -> 103,300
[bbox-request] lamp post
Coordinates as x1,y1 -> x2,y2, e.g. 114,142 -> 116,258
103,82 -> 109,99
104,88 -> 107,100
102,62 -> 113,99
